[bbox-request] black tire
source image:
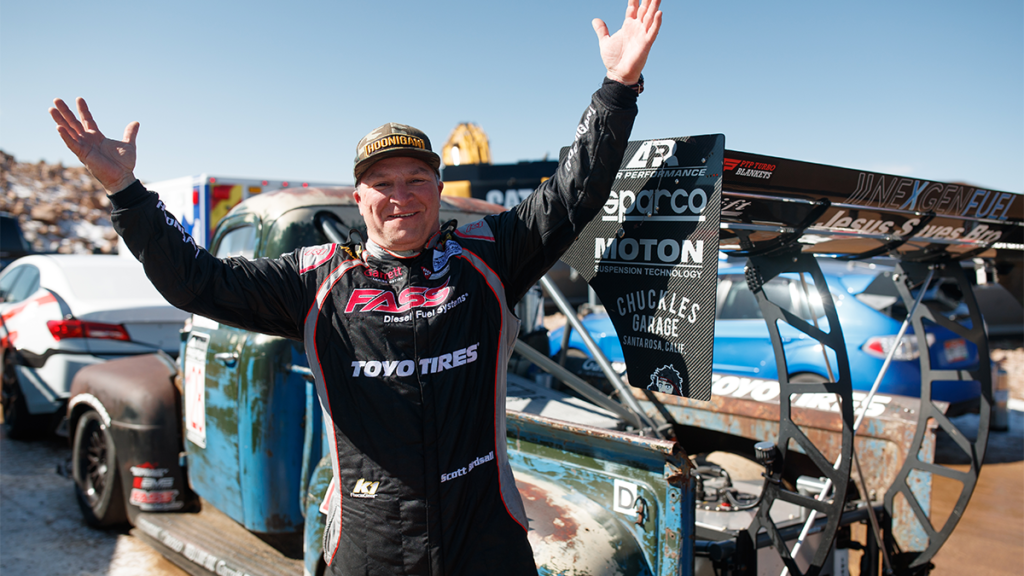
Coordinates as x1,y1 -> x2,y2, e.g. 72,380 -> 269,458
72,409 -> 128,527
1,348 -> 45,440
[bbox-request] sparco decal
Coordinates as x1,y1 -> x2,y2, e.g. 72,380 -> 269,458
351,343 -> 479,377
601,188 -> 709,223
344,279 -> 452,313
847,173 -> 1017,220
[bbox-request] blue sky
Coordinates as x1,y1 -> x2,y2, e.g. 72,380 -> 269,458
2,0 -> 1021,192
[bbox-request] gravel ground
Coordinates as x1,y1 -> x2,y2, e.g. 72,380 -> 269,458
0,427 -> 184,576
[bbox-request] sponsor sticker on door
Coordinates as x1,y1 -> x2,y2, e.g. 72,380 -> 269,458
184,333 -> 209,448
613,479 -> 639,517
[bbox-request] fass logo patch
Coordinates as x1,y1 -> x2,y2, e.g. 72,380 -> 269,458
345,279 -> 453,313
647,364 -> 683,396
626,140 -> 679,170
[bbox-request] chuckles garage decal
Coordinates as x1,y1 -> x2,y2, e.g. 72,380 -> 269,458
560,135 -> 724,400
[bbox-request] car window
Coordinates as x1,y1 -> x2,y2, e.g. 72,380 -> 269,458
719,278 -> 764,319
1,216 -> 30,252
857,271 -> 965,321
6,265 -> 40,303
60,262 -> 166,302
0,267 -> 25,302
718,275 -> 819,320
214,225 -> 257,260
264,208 -> 354,259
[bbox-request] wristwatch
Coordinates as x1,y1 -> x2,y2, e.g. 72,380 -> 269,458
626,74 -> 644,96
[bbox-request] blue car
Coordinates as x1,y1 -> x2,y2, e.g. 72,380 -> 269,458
549,258 -> 981,407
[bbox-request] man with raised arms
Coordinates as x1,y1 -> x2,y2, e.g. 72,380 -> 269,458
50,2 -> 662,574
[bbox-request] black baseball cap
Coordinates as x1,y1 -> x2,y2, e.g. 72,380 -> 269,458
354,123 -> 441,182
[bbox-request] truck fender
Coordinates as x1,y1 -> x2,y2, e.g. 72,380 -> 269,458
515,471 -> 653,576
68,352 -> 198,524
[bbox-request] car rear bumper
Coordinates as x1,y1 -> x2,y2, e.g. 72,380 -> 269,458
14,351 -> 162,415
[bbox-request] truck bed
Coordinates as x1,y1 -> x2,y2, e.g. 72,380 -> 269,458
132,501 -> 302,576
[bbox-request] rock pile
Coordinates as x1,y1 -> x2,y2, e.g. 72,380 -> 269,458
0,150 -> 119,254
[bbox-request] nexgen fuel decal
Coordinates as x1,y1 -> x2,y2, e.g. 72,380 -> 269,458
559,135 -> 725,401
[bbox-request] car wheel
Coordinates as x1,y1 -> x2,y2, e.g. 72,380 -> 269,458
72,409 -> 128,527
1,348 -> 45,440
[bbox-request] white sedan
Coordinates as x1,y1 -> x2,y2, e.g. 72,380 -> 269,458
0,255 -> 189,438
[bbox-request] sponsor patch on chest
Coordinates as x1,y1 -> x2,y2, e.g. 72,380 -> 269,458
350,343 -> 479,378
344,279 -> 453,313
424,240 -> 461,279
363,266 -> 404,283
455,220 -> 494,241
299,243 -> 337,273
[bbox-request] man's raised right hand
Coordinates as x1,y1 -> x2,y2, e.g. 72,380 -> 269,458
49,98 -> 139,194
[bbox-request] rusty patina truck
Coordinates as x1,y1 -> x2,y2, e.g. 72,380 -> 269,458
65,145 -> 1019,575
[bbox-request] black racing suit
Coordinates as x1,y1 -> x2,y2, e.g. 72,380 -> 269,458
110,78 -> 638,576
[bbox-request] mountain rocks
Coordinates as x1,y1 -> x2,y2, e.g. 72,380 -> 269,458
0,150 -> 117,254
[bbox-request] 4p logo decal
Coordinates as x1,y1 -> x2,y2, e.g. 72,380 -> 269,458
626,140 -> 679,170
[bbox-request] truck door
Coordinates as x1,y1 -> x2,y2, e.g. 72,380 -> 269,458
182,218 -> 259,523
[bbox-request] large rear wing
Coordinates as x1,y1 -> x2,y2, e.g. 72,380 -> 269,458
719,150 -> 1023,260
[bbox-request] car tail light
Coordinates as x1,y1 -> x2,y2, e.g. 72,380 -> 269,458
862,333 -> 935,360
46,319 -> 130,341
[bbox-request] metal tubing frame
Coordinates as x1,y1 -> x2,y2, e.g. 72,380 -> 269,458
537,275 -> 662,434
511,339 -> 644,427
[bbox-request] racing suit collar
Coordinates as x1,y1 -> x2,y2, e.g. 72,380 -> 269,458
362,220 -> 459,261
364,239 -> 420,260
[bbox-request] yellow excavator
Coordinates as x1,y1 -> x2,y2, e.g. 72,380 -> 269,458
440,123 -> 491,198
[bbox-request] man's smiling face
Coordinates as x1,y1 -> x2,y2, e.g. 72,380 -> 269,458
353,156 -> 444,253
